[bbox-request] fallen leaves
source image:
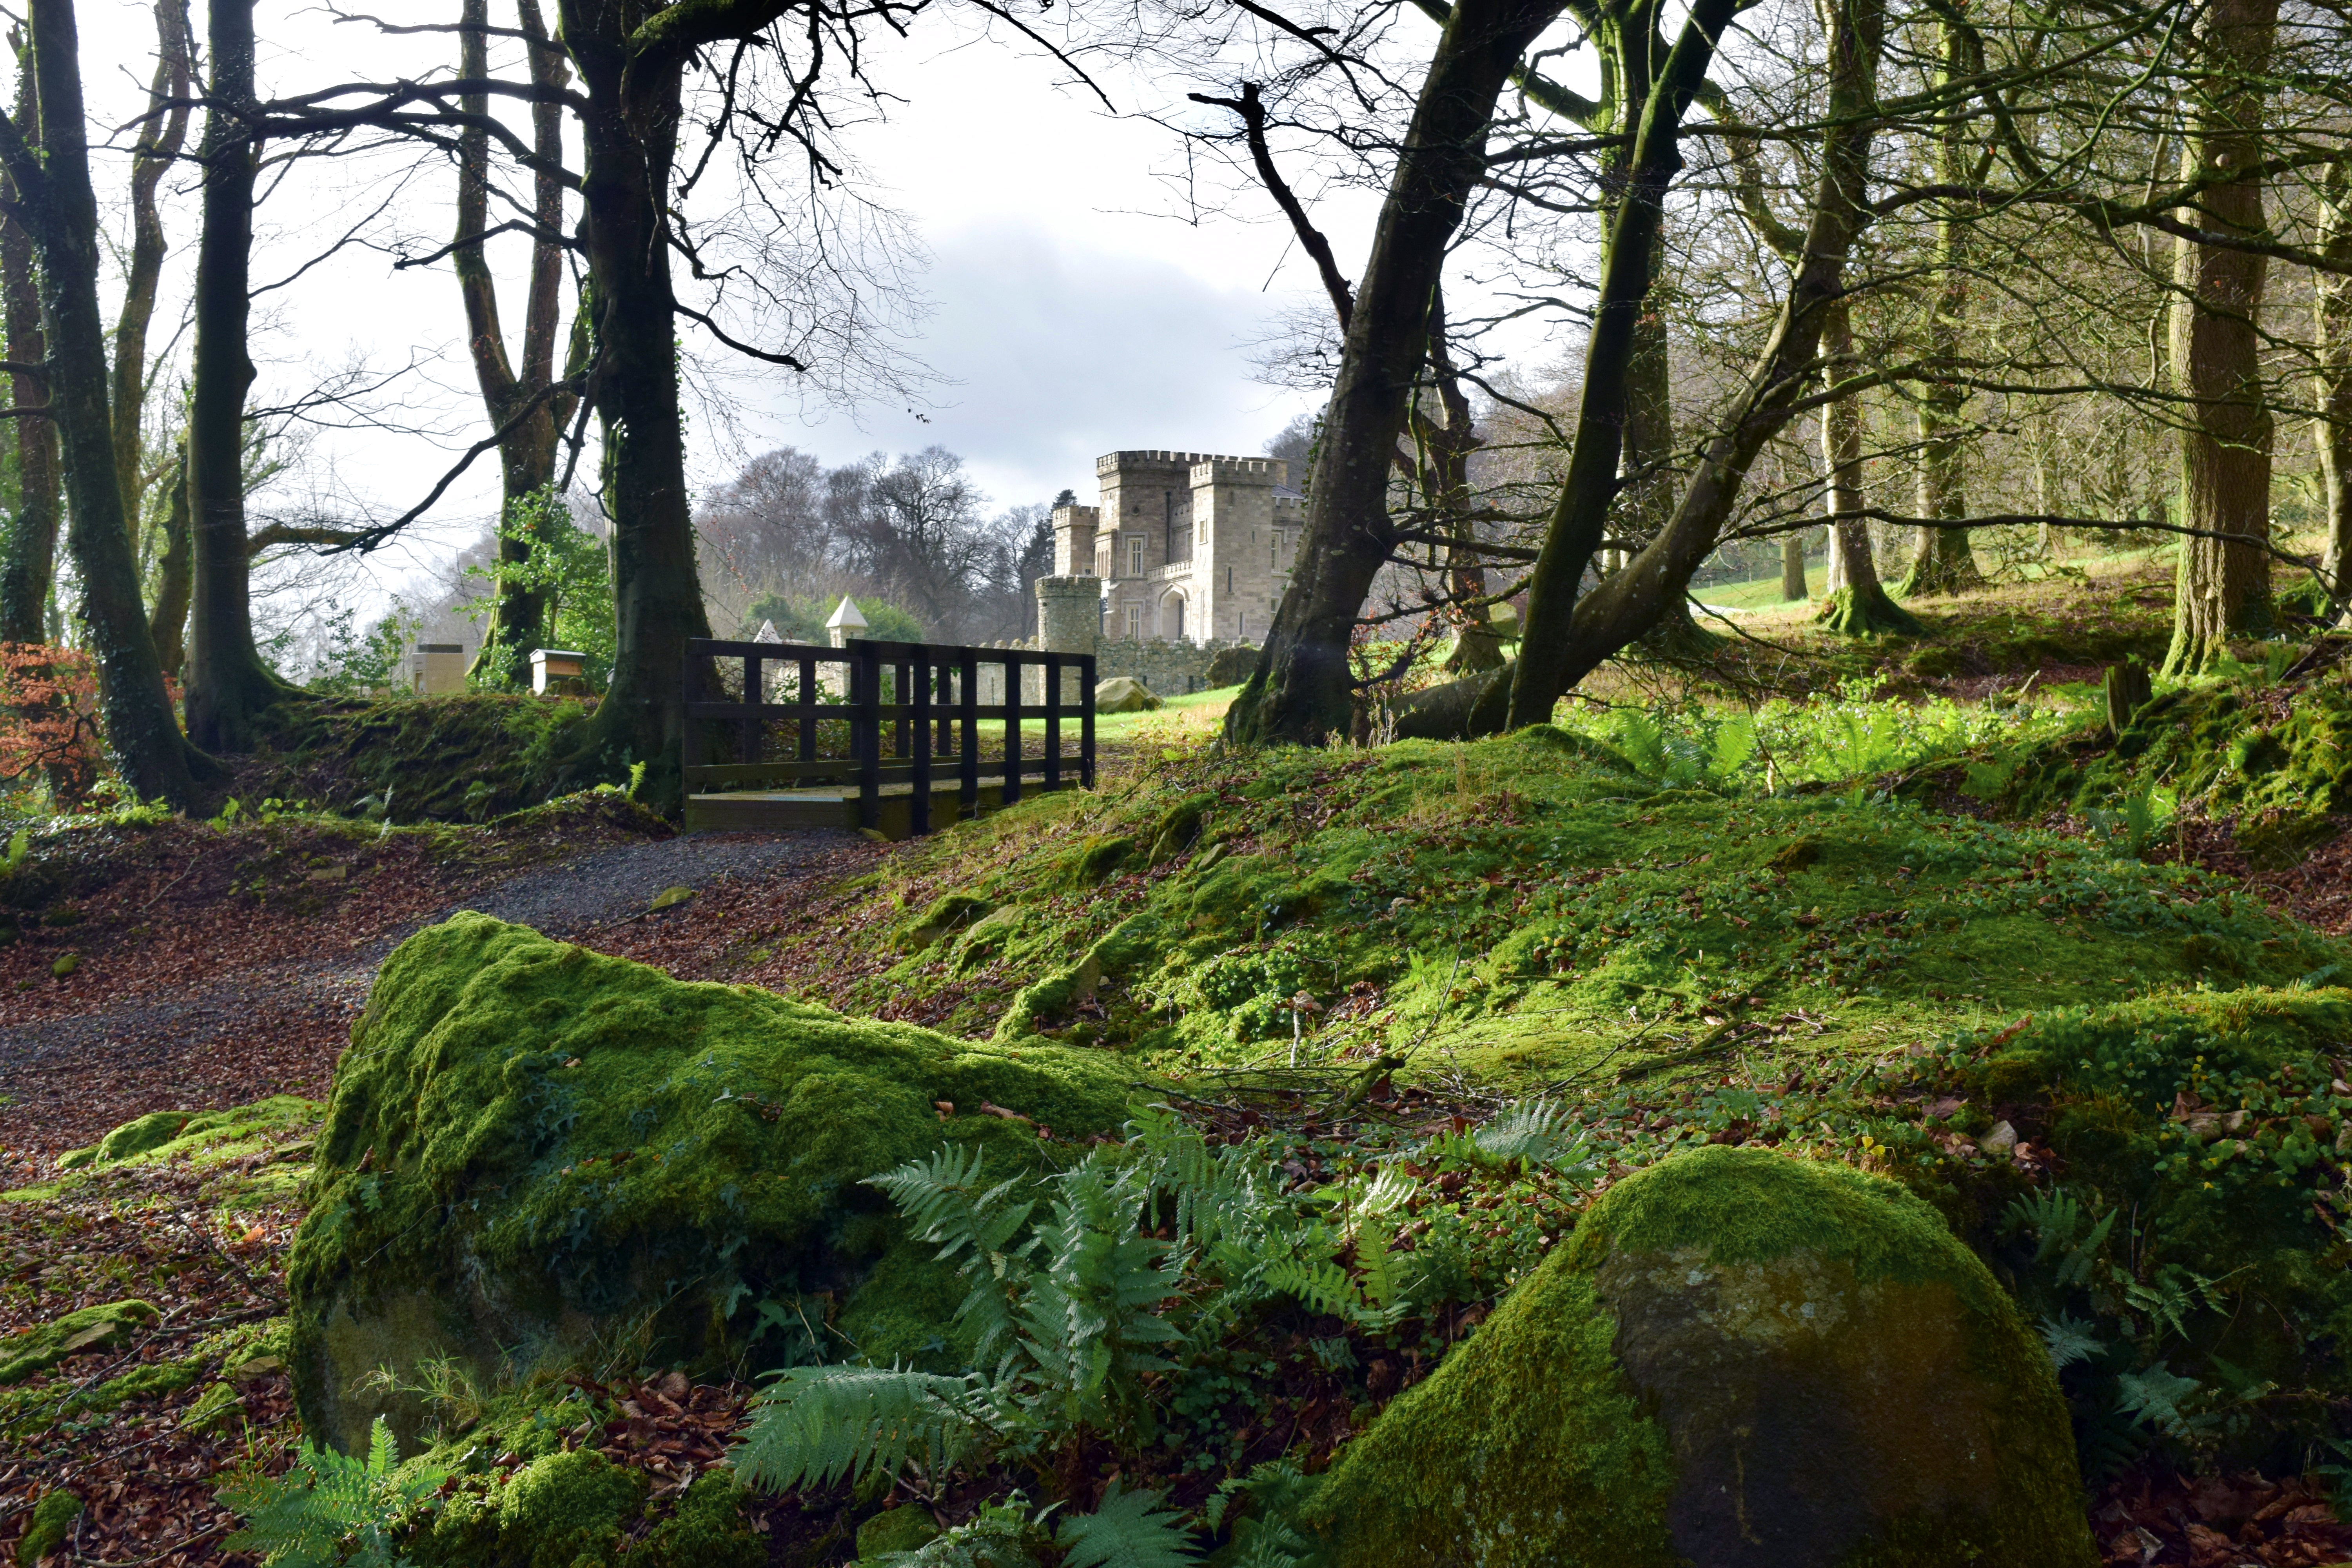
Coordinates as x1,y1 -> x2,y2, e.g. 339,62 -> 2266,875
2092,1469 -> 2352,1565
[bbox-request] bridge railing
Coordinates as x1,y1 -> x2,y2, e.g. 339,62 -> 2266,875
681,637 -> 1096,836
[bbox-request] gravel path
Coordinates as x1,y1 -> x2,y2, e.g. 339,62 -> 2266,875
405,829 -> 856,946
0,829 -> 859,1156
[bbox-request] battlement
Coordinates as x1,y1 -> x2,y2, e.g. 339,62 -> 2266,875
1189,457 -> 1287,488
1096,449 -> 1255,475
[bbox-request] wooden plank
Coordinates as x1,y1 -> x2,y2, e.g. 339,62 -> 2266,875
1080,652 -> 1096,788
911,652 -> 932,837
683,792 -> 855,832
684,759 -> 857,785
1003,655 -> 1022,806
1044,653 -> 1062,791
855,644 -> 880,833
960,649 -> 979,812
688,637 -> 855,661
798,655 -> 818,759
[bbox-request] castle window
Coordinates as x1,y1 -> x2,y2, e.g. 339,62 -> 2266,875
1128,537 -> 1144,577
1226,566 -> 1233,594
1125,603 -> 1142,639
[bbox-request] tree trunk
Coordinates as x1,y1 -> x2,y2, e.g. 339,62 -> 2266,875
1816,304 -> 1919,637
1490,0 -> 1891,728
555,0 -> 716,808
1895,14 -> 1982,600
1780,533 -> 1808,599
111,0 -> 192,529
0,0 -> 209,802
1501,0 -> 1747,726
1626,246 -> 1715,658
0,55 -> 57,646
2315,160 -> 2352,616
184,0 -> 290,751
462,0 -> 577,690
1223,0 -> 1568,746
2162,0 -> 2278,673
1418,290 -> 1501,677
149,445 -> 191,675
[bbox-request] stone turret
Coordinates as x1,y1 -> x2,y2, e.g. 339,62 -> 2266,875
1032,575 -> 1101,706
1053,504 -> 1101,577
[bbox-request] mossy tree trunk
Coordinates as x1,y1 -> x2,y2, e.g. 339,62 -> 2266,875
1419,290 -> 1504,678
1624,236 -> 1715,660
2162,0 -> 2278,674
185,0 -> 296,753
552,0 -> 742,809
0,0 -> 213,804
1894,14 -> 1982,601
1815,303 -> 1920,639
459,0 -> 582,691
148,444 -> 192,676
2315,159 -> 2352,619
1222,0 -> 1568,747
0,58 -> 57,646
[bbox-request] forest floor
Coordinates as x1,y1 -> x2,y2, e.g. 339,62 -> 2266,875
6,550 -> 2352,1564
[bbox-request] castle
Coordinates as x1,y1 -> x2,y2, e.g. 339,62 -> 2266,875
1051,451 -> 1305,645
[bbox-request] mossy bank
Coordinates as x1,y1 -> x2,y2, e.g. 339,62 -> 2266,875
783,722 -> 2339,1086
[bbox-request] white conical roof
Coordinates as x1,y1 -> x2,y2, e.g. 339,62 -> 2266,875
824,596 -> 869,631
753,619 -> 783,643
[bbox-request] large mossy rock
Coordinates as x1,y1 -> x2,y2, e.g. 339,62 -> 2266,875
1307,1146 -> 2094,1568
289,913 -> 1133,1453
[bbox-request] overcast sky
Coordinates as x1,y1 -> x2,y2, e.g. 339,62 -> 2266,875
67,0 -> 1393,615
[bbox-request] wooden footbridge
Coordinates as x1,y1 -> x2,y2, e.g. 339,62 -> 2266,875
681,638 -> 1096,837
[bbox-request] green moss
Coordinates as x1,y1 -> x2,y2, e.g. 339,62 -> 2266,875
803,726 -> 2342,1079
289,914 -> 1135,1453
180,1379 -> 243,1433
416,1447 -> 645,1568
1144,793 -> 1215,864
90,1111 -> 191,1164
2006,668 -> 2352,824
1308,1147 -> 2092,1567
898,893 -> 992,952
1065,833 -> 1134,888
16,1489 -> 81,1566
629,1472 -> 765,1568
855,1504 -> 941,1558
1817,585 -> 1925,639
0,1300 -> 157,1386
1896,988 -> 2352,1456
1307,1262 -> 1679,1568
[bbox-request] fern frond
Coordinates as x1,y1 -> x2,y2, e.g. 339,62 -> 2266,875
734,1365 -> 984,1494
220,1417 -> 443,1568
1056,1483 -> 1199,1568
866,1145 -> 1038,1266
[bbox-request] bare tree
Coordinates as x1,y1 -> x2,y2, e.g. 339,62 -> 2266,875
0,45 -> 56,646
0,0 -> 216,802
450,0 -> 582,689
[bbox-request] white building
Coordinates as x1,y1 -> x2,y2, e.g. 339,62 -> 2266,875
1051,451 -> 1304,645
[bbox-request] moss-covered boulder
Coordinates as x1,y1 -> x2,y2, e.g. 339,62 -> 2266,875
289,914 -> 1134,1454
1306,1146 -> 2093,1568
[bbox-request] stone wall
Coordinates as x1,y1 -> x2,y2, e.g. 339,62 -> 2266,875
1092,637 -> 1254,695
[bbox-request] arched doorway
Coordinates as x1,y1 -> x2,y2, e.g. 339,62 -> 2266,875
1158,589 -> 1189,642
